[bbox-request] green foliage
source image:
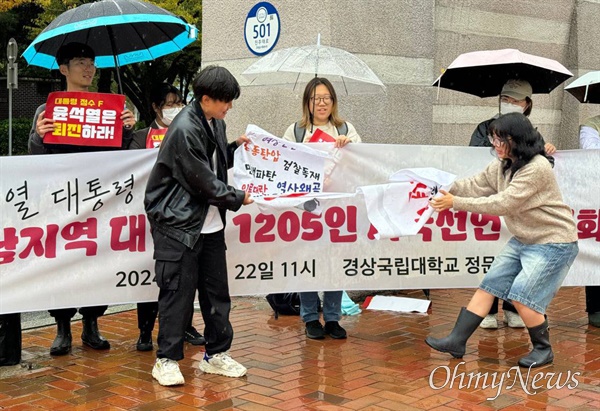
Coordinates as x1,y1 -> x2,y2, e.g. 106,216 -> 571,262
0,118 -> 33,156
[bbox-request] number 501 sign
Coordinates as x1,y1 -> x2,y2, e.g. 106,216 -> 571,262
244,2 -> 280,56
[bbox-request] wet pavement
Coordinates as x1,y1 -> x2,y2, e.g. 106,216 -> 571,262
1,287 -> 599,410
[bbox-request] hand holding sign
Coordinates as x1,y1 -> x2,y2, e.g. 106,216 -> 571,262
44,91 -> 125,148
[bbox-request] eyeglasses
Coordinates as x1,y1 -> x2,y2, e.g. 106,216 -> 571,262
488,135 -> 510,147
309,95 -> 333,104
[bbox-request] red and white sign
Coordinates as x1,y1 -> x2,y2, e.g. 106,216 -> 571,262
308,128 -> 336,143
44,91 -> 125,147
146,128 -> 168,148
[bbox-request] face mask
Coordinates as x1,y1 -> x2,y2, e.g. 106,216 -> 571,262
500,102 -> 524,115
161,107 -> 183,126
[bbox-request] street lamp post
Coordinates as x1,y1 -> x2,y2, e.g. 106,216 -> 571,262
7,38 -> 19,157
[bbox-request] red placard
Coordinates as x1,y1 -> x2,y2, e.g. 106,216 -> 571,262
146,128 -> 168,149
308,128 -> 336,143
44,91 -> 125,147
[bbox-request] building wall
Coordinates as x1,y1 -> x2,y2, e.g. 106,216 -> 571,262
0,78 -> 61,121
202,0 -> 599,149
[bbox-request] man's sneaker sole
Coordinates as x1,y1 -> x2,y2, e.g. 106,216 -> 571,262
199,360 -> 247,378
152,367 -> 184,386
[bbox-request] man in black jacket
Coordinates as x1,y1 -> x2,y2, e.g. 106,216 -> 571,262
145,66 -> 252,386
28,42 -> 136,356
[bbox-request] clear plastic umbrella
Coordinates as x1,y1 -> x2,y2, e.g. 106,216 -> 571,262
242,34 -> 386,95
565,71 -> 600,103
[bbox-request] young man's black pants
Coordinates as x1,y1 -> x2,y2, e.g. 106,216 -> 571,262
153,229 -> 233,361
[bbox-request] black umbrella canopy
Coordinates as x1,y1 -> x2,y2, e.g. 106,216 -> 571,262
23,0 -> 197,69
432,49 -> 573,98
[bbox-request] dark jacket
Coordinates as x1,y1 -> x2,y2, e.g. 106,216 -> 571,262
144,101 -> 245,248
29,103 -> 133,154
130,120 -> 163,150
469,118 -> 494,147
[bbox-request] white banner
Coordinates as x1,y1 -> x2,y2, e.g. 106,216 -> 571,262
1,144 -> 599,314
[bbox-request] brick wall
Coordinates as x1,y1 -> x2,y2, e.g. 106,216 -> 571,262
0,77 -> 61,120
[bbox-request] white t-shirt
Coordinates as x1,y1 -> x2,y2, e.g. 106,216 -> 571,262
201,119 -> 224,234
281,121 -> 361,143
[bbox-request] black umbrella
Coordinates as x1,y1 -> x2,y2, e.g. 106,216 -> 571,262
432,49 -> 573,97
23,0 -> 197,91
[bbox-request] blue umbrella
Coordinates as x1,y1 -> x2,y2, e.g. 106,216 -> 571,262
23,0 -> 197,90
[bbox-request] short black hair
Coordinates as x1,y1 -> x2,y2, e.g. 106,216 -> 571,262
192,65 -> 240,102
56,42 -> 95,66
150,82 -> 182,108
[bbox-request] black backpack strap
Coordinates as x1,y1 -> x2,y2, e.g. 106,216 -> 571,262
293,122 -> 306,143
336,122 -> 348,136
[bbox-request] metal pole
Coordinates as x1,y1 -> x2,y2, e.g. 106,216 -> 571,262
8,81 -> 12,156
7,38 -> 18,157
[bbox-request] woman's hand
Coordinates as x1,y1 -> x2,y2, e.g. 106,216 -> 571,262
242,191 -> 254,205
335,135 -> 351,148
544,142 -> 556,155
35,110 -> 55,137
121,109 -> 136,130
429,190 -> 454,212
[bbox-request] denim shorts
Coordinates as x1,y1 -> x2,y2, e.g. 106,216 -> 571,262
479,237 -> 579,314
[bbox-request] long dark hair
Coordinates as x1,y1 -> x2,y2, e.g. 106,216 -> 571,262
488,112 -> 553,180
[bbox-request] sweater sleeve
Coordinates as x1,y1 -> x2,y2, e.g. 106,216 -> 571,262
452,160 -> 549,217
450,160 -> 499,198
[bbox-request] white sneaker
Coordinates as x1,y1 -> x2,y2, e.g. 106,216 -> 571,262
152,358 -> 185,386
503,311 -> 526,328
199,352 -> 247,377
479,314 -> 499,329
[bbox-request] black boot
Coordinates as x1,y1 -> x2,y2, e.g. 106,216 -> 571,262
136,329 -> 153,351
425,307 -> 484,358
518,319 -> 553,368
50,318 -> 72,356
81,316 -> 110,350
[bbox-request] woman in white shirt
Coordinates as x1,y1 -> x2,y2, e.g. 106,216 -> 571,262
281,77 -> 360,340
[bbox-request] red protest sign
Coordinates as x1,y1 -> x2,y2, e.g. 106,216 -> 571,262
44,91 -> 125,147
146,128 -> 168,149
308,128 -> 336,143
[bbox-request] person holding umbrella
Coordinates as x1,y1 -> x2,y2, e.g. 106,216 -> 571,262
281,77 -> 360,340
468,79 -> 556,330
28,42 -> 137,356
426,112 -> 579,368
130,82 -> 206,351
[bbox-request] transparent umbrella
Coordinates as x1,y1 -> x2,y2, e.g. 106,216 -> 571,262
242,34 -> 386,95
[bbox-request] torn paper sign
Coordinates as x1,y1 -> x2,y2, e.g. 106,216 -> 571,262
233,124 -> 331,198
357,167 -> 456,239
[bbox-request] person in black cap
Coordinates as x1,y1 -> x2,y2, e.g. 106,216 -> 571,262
28,42 -> 136,356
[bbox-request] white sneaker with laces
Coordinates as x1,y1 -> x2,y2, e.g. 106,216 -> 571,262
199,352 -> 247,377
479,314 -> 499,329
503,311 -> 526,328
152,358 -> 185,386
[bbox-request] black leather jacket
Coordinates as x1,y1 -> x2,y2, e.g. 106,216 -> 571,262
144,101 -> 245,248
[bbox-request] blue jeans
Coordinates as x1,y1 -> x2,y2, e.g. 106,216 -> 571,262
300,291 -> 342,323
479,238 -> 579,314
